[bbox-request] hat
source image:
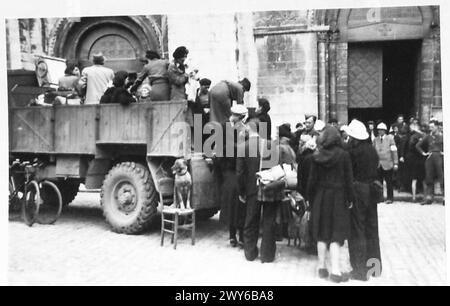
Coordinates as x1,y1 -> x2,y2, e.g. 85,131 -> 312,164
173,46 -> 189,60
113,70 -> 129,87
314,120 -> 326,132
92,52 -> 106,63
278,123 -> 292,138
377,123 -> 388,131
199,78 -> 211,86
347,119 -> 369,140
230,104 -> 248,116
340,125 -> 349,133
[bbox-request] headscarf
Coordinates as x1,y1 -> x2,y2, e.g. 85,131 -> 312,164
317,126 -> 341,149
113,71 -> 129,87
258,98 -> 271,114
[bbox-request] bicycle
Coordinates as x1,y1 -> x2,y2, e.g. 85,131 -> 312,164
9,159 -> 63,226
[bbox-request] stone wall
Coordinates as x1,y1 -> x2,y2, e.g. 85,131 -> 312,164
255,32 -> 318,129
167,13 -> 239,86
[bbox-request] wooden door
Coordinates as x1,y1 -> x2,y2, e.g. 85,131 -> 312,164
77,26 -> 143,73
348,44 -> 383,109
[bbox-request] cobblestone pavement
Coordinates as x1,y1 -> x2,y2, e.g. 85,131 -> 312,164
8,192 -> 446,286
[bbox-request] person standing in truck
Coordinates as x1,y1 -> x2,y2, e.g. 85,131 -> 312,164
78,52 -> 114,104
167,46 -> 189,100
130,50 -> 170,101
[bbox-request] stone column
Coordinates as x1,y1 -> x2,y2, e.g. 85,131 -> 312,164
431,27 -> 442,120
336,42 -> 349,124
6,19 -> 22,69
419,38 -> 434,123
317,32 -> 328,121
328,31 -> 339,122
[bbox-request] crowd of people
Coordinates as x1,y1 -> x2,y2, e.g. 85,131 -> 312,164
52,46 -> 250,125
49,46 -> 444,283
212,95 -> 444,283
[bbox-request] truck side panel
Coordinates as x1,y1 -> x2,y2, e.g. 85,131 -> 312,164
10,106 -> 54,153
55,105 -> 97,154
148,101 -> 190,157
10,101 -> 189,158
98,103 -> 149,145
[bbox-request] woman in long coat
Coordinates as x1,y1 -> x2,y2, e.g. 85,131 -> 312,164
306,126 -> 355,283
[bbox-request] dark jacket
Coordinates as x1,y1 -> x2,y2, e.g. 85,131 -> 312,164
236,135 -> 261,198
306,144 -> 355,244
100,87 -> 136,105
297,148 -> 315,196
349,140 -> 379,184
256,101 -> 272,139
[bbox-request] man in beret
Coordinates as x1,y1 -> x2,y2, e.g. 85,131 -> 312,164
79,52 -> 114,104
209,78 -> 251,125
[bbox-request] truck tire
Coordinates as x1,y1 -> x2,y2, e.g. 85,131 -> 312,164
41,180 -> 79,207
101,162 -> 157,234
196,208 -> 219,221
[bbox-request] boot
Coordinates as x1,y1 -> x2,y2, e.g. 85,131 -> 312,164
421,185 -> 433,205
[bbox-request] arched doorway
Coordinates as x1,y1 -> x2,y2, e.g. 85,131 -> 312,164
320,6 -> 440,124
53,16 -> 161,73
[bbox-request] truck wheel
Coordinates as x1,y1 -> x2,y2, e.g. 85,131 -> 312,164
41,180 -> 80,207
101,162 -> 157,234
196,208 -> 219,221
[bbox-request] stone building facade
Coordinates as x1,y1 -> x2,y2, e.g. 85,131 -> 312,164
5,6 -> 442,129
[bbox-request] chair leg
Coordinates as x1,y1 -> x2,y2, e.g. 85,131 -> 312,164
161,214 -> 164,247
171,216 -> 175,244
174,213 -> 179,250
192,212 -> 196,246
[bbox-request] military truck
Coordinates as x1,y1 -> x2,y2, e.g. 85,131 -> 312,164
8,70 -> 220,234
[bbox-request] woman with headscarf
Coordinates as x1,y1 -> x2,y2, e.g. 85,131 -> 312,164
100,71 -> 136,105
306,126 -> 355,283
167,46 -> 189,100
130,50 -> 170,101
256,98 -> 272,140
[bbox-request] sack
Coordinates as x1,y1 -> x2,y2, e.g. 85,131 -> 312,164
299,210 -> 311,247
256,164 -> 286,185
283,164 -> 297,190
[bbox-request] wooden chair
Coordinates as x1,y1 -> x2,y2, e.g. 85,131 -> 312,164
159,177 -> 196,249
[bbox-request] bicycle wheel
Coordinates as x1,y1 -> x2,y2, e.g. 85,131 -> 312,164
21,180 -> 40,227
37,180 -> 62,225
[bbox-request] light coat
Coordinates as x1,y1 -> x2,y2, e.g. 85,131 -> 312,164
373,134 -> 398,170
